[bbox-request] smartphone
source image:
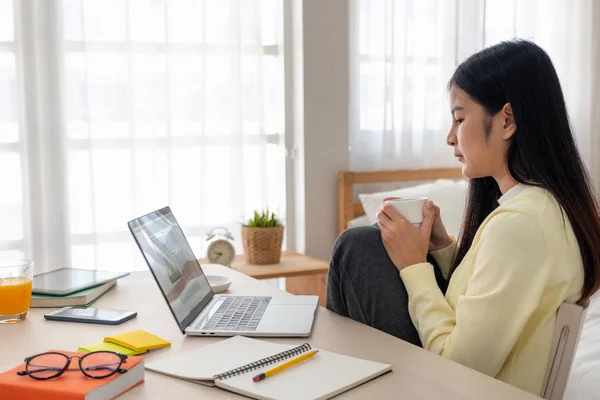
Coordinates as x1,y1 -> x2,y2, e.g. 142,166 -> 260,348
44,306 -> 137,325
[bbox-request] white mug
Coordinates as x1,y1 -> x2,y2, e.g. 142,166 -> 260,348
384,197 -> 429,227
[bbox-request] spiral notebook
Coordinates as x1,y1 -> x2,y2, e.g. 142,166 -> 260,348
145,336 -> 392,400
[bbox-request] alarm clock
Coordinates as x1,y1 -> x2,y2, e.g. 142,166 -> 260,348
205,227 -> 236,267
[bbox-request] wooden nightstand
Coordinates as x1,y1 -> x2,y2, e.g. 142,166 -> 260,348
200,251 -> 329,306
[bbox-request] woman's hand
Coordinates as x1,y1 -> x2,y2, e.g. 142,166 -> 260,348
377,200 -> 436,271
427,202 -> 454,252
382,197 -> 453,252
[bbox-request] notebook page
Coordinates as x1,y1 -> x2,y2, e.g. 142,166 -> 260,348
216,348 -> 392,400
145,336 -> 296,384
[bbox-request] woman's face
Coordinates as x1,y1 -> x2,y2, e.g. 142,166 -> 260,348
447,85 -> 515,180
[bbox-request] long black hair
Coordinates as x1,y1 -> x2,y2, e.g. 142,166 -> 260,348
449,39 -> 600,305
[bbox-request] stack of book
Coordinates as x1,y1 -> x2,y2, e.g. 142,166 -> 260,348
31,280 -> 117,308
0,350 -> 145,399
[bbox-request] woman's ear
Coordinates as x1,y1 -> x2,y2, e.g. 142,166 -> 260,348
502,103 -> 516,139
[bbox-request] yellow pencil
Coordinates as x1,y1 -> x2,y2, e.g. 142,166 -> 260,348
252,350 -> 319,382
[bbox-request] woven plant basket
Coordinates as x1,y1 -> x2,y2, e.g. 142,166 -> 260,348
241,226 -> 284,265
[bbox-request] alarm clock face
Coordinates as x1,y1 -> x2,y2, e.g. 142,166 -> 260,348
207,239 -> 235,266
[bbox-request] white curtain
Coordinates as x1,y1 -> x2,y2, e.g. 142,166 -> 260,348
0,0 -> 286,273
350,0 -> 600,193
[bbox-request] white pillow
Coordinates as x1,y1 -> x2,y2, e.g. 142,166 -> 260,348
347,214 -> 371,229
358,179 -> 468,238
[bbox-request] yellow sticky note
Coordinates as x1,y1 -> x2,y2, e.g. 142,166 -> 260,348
104,329 -> 171,352
78,341 -> 147,356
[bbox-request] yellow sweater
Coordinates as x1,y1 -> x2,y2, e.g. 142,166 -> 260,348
399,185 -> 583,395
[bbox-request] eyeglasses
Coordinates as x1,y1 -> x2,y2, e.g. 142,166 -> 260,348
16,351 -> 128,380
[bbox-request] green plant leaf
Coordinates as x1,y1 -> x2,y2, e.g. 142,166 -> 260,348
243,208 -> 282,227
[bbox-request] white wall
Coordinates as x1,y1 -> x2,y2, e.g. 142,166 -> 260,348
285,0 -> 350,260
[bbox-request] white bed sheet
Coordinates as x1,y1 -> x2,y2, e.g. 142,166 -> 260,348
565,294 -> 600,399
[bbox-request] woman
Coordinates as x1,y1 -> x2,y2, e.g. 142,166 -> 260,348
326,39 -> 600,396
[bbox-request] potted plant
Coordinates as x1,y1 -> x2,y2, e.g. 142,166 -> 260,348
241,209 -> 284,265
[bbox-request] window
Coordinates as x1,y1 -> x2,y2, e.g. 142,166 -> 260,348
353,0 -> 461,170
4,0 -> 286,272
0,0 -> 23,260
351,0 -> 579,172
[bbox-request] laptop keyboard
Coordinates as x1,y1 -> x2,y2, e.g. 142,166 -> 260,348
199,296 -> 272,332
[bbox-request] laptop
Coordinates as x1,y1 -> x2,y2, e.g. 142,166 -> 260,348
128,207 -> 319,337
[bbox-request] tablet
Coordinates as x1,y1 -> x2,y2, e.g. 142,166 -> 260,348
32,268 -> 130,296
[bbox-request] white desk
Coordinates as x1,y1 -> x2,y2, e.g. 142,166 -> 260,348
0,267 -> 539,399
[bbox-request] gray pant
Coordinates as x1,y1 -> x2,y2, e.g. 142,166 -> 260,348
326,224 -> 448,347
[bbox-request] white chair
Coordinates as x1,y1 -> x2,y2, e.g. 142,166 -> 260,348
542,300 -> 590,400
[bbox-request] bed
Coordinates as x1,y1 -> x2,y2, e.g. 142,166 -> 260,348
337,168 -> 600,399
338,168 -> 466,235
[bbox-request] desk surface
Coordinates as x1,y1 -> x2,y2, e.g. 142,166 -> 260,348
0,267 -> 538,400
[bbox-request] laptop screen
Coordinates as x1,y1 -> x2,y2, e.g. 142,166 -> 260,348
128,207 -> 214,333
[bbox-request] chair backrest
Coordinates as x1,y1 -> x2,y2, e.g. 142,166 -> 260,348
542,300 -> 589,400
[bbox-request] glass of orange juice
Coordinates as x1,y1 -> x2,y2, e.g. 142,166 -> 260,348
0,259 -> 33,323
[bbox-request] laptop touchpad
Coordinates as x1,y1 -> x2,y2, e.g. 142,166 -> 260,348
260,305 -> 315,332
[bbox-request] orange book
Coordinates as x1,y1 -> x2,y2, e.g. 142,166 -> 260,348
0,350 -> 144,400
